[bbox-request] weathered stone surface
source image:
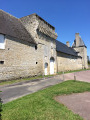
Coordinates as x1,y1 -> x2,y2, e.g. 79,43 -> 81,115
0,35 -> 43,81
0,12 -> 88,81
57,52 -> 82,72
21,14 -> 58,75
74,47 -> 88,69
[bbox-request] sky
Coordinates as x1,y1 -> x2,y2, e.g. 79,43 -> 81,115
1,0 -> 90,57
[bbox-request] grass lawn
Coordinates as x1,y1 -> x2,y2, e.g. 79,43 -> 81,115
2,80 -> 90,120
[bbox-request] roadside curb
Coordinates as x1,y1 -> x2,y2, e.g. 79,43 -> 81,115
0,75 -> 61,88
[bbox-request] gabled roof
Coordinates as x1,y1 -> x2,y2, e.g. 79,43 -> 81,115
72,37 -> 86,48
0,9 -> 36,44
20,13 -> 55,30
56,40 -> 79,57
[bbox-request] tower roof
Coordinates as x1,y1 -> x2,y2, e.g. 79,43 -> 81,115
72,34 -> 86,48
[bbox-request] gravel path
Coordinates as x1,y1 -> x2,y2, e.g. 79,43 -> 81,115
55,92 -> 90,120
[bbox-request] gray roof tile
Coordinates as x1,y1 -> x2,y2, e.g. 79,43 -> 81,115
56,40 -> 79,57
0,9 -> 36,44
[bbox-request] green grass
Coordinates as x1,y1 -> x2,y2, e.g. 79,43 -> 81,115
0,91 -> 2,120
0,74 -> 54,86
57,68 -> 90,74
0,68 -> 90,86
2,80 -> 90,120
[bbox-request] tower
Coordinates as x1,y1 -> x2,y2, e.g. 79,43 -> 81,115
72,33 -> 88,69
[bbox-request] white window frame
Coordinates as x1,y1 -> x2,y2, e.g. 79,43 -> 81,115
0,34 -> 5,49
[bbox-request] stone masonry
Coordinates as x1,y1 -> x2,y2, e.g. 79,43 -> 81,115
21,14 -> 58,75
0,10 -> 88,81
0,35 -> 43,81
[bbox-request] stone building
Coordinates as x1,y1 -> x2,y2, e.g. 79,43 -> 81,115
56,40 -> 82,72
20,14 -> 58,75
72,33 -> 88,69
0,10 -> 88,81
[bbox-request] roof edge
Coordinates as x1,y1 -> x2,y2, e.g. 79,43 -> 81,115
20,13 -> 55,30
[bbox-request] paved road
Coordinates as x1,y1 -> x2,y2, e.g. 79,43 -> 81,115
0,70 -> 90,104
55,92 -> 90,120
60,70 -> 90,82
0,76 -> 63,104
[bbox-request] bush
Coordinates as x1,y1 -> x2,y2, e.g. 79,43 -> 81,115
0,92 -> 2,120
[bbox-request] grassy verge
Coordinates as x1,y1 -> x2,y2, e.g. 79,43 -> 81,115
0,68 -> 90,86
0,74 -> 54,86
0,92 -> 2,120
2,80 -> 90,120
57,68 -> 90,74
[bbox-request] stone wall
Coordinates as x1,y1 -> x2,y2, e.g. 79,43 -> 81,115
0,35 -> 43,81
21,15 -> 58,75
57,52 -> 82,72
36,30 -> 57,75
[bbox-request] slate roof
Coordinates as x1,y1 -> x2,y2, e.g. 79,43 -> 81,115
56,40 -> 80,57
0,9 -> 36,44
72,37 -> 86,48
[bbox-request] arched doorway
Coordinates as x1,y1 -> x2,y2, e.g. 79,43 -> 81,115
50,57 -> 54,74
44,63 -> 48,75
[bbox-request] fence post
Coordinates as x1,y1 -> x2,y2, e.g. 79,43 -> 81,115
74,72 -> 76,81
63,71 -> 64,81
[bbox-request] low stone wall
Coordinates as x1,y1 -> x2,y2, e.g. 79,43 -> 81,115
57,52 -> 82,72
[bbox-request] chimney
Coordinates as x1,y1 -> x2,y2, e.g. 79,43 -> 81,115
75,33 -> 80,47
66,41 -> 70,47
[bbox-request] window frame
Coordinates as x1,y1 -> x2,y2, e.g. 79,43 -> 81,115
0,34 -> 6,49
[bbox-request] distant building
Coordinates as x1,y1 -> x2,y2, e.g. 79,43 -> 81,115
72,33 -> 88,69
0,10 -> 88,81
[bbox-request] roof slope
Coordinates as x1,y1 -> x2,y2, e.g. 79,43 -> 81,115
0,10 -> 36,44
56,40 -> 79,57
72,37 -> 86,48
20,13 -> 55,30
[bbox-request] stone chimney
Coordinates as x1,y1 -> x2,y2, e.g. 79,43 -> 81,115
75,33 -> 80,47
66,41 -> 70,47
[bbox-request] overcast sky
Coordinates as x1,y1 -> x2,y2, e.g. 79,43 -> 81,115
1,0 -> 90,57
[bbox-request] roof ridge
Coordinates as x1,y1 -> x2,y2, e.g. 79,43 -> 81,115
20,13 -> 55,30
56,40 -> 69,48
56,40 -> 79,57
0,9 -> 19,19
0,9 -> 36,44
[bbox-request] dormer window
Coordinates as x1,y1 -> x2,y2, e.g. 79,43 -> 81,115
0,34 -> 5,49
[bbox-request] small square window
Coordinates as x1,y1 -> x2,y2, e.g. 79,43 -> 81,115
0,61 -> 4,64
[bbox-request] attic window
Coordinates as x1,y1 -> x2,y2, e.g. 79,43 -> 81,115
0,61 -> 4,64
0,34 -> 5,49
35,45 -> 37,50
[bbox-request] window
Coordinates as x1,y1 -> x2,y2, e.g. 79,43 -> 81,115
36,62 -> 38,64
0,61 -> 4,64
35,45 -> 37,50
51,40 -> 53,48
0,34 -> 5,49
44,45 -> 48,57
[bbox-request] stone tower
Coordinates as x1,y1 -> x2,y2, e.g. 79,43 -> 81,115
72,33 -> 88,69
20,14 -> 58,75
